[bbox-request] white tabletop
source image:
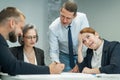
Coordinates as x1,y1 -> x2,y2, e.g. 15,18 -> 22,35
1,73 -> 120,80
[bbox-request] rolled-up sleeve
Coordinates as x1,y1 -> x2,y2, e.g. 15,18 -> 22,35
48,28 -> 60,62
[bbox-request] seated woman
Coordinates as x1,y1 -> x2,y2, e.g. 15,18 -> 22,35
10,24 -> 45,65
77,27 -> 120,74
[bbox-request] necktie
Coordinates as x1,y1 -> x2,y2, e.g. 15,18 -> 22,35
68,25 -> 75,68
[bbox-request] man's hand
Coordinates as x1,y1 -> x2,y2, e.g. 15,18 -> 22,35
49,62 -> 65,74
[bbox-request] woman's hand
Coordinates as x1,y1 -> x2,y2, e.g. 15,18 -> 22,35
82,67 -> 100,74
69,65 -> 79,73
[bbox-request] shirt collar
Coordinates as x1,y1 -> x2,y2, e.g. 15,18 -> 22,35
62,23 -> 72,29
93,40 -> 104,55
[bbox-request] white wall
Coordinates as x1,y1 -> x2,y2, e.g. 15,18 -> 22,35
75,0 -> 120,41
0,0 -> 48,48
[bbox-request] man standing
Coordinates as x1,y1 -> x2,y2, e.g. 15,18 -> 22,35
48,0 -> 89,72
0,7 -> 64,75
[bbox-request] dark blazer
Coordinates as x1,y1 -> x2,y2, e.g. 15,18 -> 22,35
0,34 -> 49,75
9,46 -> 45,65
78,40 -> 120,74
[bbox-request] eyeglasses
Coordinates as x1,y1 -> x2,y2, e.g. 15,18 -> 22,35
24,35 -> 38,39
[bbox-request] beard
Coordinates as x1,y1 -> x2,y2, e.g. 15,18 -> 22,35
8,31 -> 17,43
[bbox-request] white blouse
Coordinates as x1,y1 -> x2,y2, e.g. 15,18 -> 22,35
23,51 -> 37,65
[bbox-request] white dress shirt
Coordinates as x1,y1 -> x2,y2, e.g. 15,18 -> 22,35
91,41 -> 104,68
48,12 -> 89,62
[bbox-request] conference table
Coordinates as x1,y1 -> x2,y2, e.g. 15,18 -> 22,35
1,72 -> 120,80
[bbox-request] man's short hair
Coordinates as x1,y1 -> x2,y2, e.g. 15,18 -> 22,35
61,0 -> 77,16
0,7 -> 25,23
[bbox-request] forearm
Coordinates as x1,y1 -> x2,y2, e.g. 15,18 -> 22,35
78,50 -> 83,63
78,43 -> 84,63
